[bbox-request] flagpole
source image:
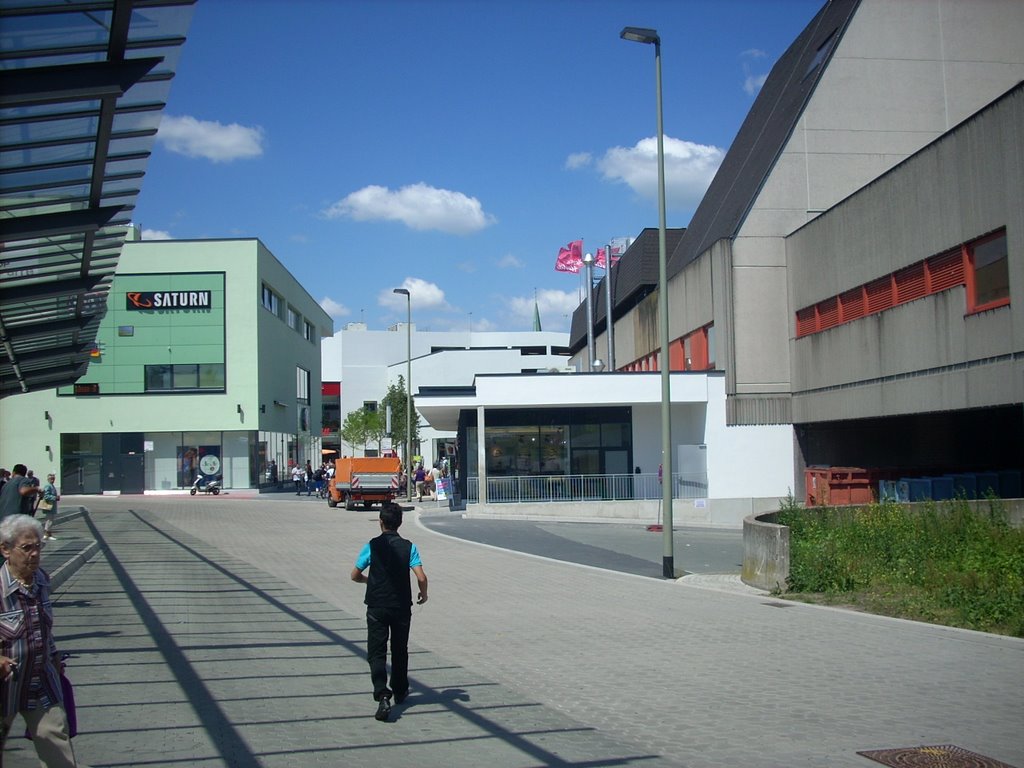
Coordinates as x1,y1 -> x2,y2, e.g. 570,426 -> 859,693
605,244 -> 615,371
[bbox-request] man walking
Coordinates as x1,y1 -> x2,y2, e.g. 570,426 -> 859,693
0,465 -> 40,520
350,503 -> 428,722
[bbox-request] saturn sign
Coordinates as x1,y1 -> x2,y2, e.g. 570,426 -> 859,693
126,291 -> 212,310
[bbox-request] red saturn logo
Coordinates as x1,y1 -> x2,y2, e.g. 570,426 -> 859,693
126,292 -> 153,309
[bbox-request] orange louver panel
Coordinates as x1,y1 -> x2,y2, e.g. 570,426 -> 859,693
669,338 -> 686,371
894,263 -> 927,304
795,306 -> 817,337
927,249 -> 965,292
865,276 -> 894,314
839,287 -> 865,322
818,296 -> 840,329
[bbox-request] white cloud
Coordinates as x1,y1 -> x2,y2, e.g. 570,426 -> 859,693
496,253 -> 523,269
319,296 -> 350,318
744,73 -> 769,95
141,229 -> 173,240
323,183 -> 496,235
742,48 -> 767,58
598,136 -> 724,210
157,115 -> 264,162
379,278 -> 448,311
507,289 -> 579,330
565,152 -> 592,170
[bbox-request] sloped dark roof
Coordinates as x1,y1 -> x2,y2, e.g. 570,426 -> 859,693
0,0 -> 194,398
667,0 -> 861,279
568,227 -> 685,352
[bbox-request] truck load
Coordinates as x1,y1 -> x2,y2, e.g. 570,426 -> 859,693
328,456 -> 401,510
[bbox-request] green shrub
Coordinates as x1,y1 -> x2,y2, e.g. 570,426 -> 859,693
778,497 -> 1024,637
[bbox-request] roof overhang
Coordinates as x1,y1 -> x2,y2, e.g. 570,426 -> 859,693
416,371 -> 712,431
0,0 -> 195,397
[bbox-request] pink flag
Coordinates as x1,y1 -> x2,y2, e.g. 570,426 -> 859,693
555,239 -> 584,273
595,237 -> 629,268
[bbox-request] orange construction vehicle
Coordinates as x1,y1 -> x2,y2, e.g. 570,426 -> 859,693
328,456 -> 401,510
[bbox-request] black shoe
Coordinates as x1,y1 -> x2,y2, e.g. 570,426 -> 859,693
394,691 -> 408,705
374,697 -> 392,721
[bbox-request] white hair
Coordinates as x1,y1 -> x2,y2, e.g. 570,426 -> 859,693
0,514 -> 43,546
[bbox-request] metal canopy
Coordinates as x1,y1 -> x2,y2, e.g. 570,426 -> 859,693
0,0 -> 195,398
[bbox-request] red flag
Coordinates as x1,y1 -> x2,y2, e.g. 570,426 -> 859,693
595,238 -> 629,268
555,239 -> 584,273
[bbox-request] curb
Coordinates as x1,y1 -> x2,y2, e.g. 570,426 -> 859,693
49,540 -> 99,591
46,506 -> 98,591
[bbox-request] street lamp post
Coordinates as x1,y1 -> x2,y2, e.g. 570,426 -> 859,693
393,288 -> 412,503
621,26 -> 675,578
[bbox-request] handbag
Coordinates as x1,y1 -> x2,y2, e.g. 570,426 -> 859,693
37,498 -> 53,512
24,669 -> 76,739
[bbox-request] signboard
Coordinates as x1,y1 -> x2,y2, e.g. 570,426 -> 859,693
125,291 -> 211,310
436,477 -> 449,501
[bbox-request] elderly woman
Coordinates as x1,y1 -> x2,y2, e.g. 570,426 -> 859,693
0,514 -> 78,766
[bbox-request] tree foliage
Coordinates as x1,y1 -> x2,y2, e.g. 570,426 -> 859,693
381,376 -> 418,462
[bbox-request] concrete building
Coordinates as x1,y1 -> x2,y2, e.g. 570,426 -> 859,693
0,234 -> 333,493
417,371 -> 794,526
321,324 -> 571,467
570,0 -> 1024,500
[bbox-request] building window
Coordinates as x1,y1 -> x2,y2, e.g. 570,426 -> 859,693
363,401 -> 378,413
967,229 -> 1009,312
304,320 -> 315,342
145,363 -> 225,392
198,363 -> 226,389
261,284 -> 279,315
117,325 -> 134,337
287,306 -> 300,331
296,366 -> 310,403
795,227 -> 1007,337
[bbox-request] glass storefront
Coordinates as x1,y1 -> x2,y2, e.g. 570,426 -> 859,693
462,407 -> 632,480
60,429 -> 313,492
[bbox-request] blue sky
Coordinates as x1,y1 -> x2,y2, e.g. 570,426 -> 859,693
135,0 -> 823,335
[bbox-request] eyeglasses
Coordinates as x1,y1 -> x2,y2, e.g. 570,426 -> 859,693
9,542 -> 44,554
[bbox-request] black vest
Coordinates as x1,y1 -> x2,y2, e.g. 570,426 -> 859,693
364,532 -> 413,609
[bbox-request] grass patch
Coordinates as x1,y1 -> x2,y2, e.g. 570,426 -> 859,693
775,495 -> 1024,637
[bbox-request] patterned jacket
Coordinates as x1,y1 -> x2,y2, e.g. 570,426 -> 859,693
0,562 -> 62,716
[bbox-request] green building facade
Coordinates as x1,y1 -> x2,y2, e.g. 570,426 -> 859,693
0,232 -> 333,494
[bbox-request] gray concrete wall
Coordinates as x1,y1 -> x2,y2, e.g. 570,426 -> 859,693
462,496 -> 784,529
741,512 -> 789,592
788,86 -> 1024,423
725,0 -> 1024,424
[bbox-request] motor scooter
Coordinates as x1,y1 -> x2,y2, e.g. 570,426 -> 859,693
190,474 -> 221,495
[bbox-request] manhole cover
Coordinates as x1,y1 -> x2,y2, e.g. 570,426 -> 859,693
858,745 -> 1018,768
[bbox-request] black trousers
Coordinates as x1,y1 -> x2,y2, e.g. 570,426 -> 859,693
366,606 -> 411,702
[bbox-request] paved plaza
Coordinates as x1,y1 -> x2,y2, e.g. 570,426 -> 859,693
4,494 -> 1023,767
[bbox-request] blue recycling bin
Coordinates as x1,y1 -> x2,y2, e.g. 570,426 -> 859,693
975,472 -> 1000,498
904,478 -> 932,502
947,474 -> 977,499
927,476 -> 954,501
997,470 -> 1021,498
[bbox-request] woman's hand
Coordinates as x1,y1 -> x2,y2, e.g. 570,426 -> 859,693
1,655 -> 18,680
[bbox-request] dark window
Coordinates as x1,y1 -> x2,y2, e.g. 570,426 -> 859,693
261,284 -> 279,315
968,230 -> 1009,311
145,364 -> 225,392
296,367 -> 310,402
145,365 -> 172,391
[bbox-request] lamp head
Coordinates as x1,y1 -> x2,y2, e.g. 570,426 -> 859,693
393,288 -> 410,297
620,26 -> 659,45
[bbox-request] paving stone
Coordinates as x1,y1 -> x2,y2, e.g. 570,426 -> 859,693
3,495 -> 1022,768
